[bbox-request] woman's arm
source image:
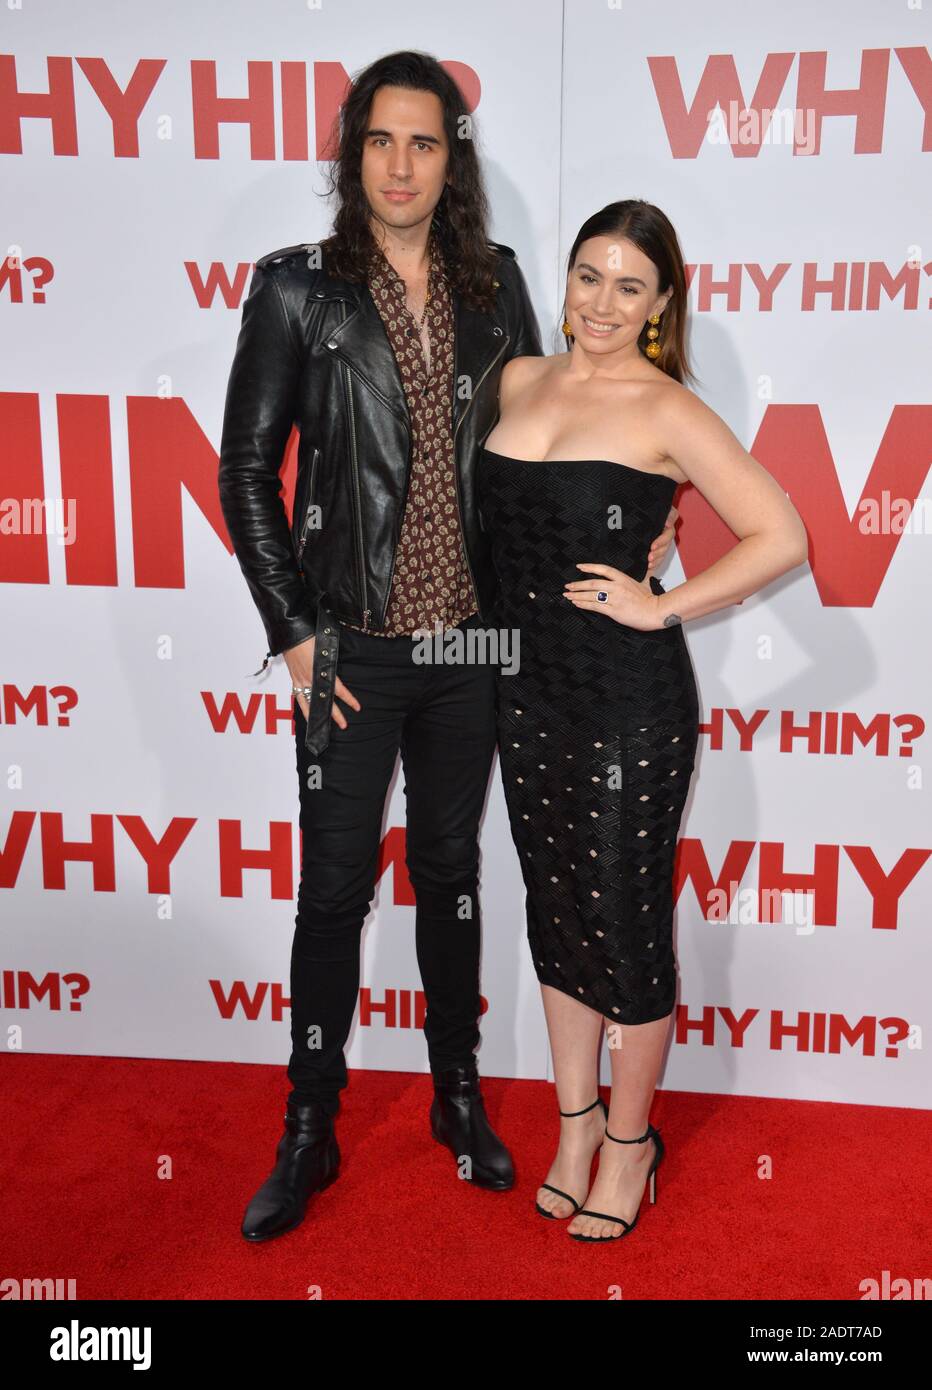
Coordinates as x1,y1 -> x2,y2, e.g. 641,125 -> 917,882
653,387 -> 809,626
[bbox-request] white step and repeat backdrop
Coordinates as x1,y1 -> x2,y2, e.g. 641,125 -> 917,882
3,0 -> 928,1107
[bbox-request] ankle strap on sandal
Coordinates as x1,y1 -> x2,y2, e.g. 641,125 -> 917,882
605,1124 -> 652,1144
559,1097 -> 604,1118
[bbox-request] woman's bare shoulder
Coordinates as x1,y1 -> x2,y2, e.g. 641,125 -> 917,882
500,352 -> 560,403
502,352 -> 561,381
648,371 -> 694,403
650,375 -> 717,428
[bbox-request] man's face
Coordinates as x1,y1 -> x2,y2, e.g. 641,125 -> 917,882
360,85 -> 451,235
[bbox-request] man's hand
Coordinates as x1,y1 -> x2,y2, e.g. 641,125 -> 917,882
283,636 -> 362,732
645,504 -> 679,573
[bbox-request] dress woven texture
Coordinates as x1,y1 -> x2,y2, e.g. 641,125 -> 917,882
478,449 -> 700,1024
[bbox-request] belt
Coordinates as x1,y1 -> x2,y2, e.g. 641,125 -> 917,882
252,601 -> 485,759
303,595 -> 339,758
250,595 -> 340,759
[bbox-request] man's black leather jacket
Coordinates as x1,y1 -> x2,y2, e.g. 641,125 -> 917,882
217,237 -> 543,755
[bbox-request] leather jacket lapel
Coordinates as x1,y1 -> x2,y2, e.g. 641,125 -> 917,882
453,293 -> 509,438
323,289 -> 411,429
314,261 -> 508,435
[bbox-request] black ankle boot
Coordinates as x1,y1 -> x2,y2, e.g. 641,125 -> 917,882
241,1099 -> 340,1242
429,1063 -> 514,1191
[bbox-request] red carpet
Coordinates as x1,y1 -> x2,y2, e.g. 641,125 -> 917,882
3,1054 -> 929,1300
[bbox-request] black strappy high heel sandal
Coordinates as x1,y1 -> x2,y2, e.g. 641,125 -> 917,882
569,1122 -> 664,1242
534,1096 -> 609,1220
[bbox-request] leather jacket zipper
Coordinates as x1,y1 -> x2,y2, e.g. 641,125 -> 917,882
296,446 -> 320,564
452,334 -> 509,610
340,304 -> 371,629
381,421 -> 412,630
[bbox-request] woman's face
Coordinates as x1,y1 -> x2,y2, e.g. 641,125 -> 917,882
564,235 -> 672,357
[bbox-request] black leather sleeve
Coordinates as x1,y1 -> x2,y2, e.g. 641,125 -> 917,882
507,257 -> 544,359
218,262 -> 318,657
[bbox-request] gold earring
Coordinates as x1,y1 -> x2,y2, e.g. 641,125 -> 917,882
644,313 -> 662,359
562,319 -> 573,337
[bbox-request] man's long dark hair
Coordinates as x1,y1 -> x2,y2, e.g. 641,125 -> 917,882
320,51 -> 500,312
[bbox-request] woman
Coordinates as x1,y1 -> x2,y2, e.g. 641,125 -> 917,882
479,200 -> 808,1242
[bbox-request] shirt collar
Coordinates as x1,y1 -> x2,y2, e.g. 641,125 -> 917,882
367,228 -> 447,293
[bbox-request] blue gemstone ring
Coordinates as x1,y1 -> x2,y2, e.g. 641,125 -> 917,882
596,590 -> 608,603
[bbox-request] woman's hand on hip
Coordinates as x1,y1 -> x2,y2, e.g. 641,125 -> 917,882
563,564 -> 662,632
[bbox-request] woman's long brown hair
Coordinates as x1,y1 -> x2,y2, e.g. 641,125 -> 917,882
563,200 -> 697,385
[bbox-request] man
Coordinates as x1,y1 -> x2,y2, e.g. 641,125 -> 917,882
218,51 -> 676,1242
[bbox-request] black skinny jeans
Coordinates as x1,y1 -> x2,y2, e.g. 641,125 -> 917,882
287,613 -> 499,1116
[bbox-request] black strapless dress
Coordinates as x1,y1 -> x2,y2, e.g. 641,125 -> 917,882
478,449 -> 700,1025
